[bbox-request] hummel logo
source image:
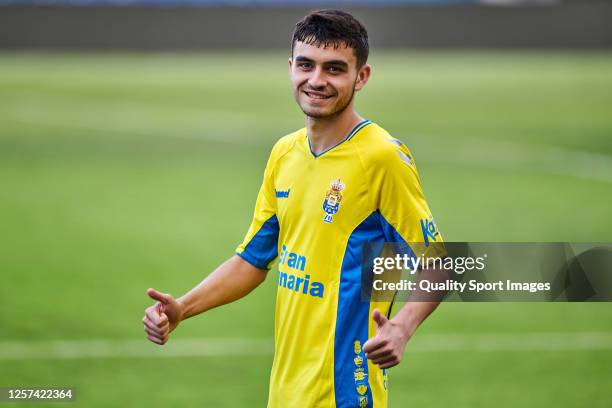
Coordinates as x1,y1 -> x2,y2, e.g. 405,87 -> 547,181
275,189 -> 290,198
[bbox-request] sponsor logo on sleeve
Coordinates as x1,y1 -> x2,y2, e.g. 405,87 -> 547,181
420,216 -> 440,246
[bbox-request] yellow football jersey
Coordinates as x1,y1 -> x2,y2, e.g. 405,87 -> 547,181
237,120 -> 442,408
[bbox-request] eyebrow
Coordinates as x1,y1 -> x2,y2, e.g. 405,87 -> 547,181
294,56 -> 314,63
325,60 -> 349,68
294,56 -> 349,68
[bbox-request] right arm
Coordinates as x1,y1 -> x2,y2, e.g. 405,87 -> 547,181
144,139 -> 285,345
142,255 -> 267,345
178,255 -> 268,319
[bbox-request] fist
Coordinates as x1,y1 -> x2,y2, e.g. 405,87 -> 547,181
363,309 -> 409,369
142,288 -> 183,345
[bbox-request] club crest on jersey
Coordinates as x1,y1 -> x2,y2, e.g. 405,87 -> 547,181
322,179 -> 345,224
354,368 -> 367,382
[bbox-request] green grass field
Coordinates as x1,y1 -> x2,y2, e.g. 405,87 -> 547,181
1,51 -> 612,407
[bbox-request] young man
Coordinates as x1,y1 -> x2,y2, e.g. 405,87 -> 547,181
143,10 -> 443,408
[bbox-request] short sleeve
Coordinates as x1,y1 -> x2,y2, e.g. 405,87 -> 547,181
375,140 -> 445,259
236,150 -> 280,270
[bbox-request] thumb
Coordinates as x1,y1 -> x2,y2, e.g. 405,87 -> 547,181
147,288 -> 173,305
372,309 -> 388,330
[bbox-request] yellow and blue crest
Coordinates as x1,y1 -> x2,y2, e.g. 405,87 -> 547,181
353,340 -> 361,354
322,179 -> 345,224
354,367 -> 367,382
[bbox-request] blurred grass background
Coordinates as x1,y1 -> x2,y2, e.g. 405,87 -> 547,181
1,51 -> 611,407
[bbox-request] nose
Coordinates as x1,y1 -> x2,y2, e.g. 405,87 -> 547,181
307,66 -> 326,90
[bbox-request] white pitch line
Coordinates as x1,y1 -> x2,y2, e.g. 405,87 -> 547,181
3,92 -> 612,183
1,332 -> 611,360
408,332 -> 612,352
0,338 -> 274,360
416,136 -> 612,184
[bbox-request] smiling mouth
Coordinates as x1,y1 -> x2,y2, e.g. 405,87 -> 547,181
303,91 -> 333,100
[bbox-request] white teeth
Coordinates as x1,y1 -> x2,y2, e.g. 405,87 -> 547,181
306,92 -> 328,99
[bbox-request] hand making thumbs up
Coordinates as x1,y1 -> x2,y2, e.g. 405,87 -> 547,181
142,288 -> 184,345
363,308 -> 410,369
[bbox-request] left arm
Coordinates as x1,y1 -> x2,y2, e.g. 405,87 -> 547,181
364,263 -> 451,368
362,300 -> 439,370
364,261 -> 453,369
363,137 -> 446,368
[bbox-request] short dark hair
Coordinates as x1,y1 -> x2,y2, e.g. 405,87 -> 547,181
291,9 -> 369,68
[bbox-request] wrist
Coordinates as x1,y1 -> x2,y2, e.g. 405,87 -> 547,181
396,321 -> 414,344
391,313 -> 418,343
176,297 -> 188,321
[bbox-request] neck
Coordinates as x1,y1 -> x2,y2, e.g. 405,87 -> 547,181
306,108 -> 364,156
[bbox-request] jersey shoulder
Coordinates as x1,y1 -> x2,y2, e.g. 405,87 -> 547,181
354,123 -> 417,171
268,128 -> 305,165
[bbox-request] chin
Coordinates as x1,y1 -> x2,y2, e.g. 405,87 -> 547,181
304,101 -> 343,116
303,108 -> 334,119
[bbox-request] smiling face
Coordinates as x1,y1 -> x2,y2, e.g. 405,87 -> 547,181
289,41 -> 371,119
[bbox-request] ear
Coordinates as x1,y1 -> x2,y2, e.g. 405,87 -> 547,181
288,57 -> 293,73
354,64 -> 371,92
